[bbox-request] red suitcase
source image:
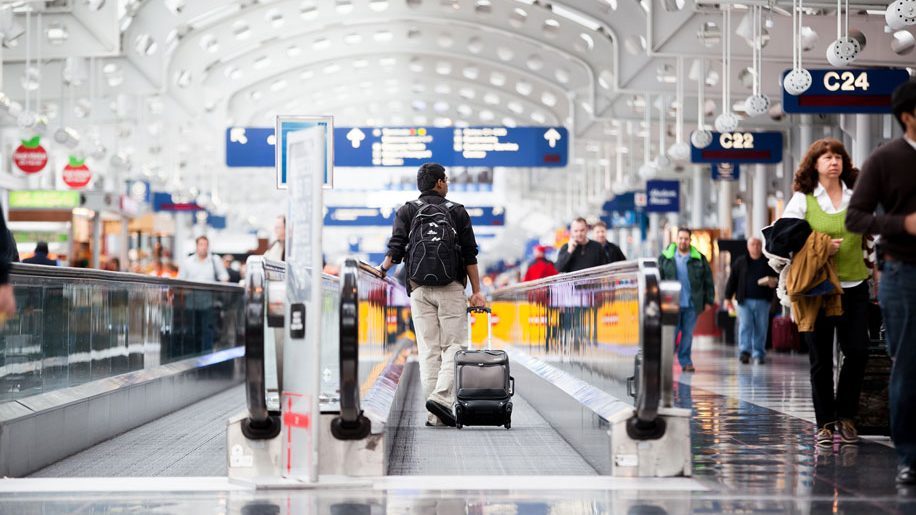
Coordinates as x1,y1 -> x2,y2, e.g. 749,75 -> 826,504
771,314 -> 801,352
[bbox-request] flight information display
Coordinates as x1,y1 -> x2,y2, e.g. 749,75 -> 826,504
782,68 -> 910,114
227,126 -> 568,168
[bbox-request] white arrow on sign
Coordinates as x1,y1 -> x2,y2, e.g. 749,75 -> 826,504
544,128 -> 561,148
229,128 -> 248,144
347,128 -> 366,148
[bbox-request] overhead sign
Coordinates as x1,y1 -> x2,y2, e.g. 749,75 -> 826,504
226,126 -> 568,169
9,190 -> 80,210
323,206 -> 505,227
62,157 -> 91,189
277,118 -> 333,189
711,163 -> 741,181
13,136 -> 48,174
782,68 -> 910,114
691,131 -> 783,164
152,192 -> 203,212
646,180 -> 680,213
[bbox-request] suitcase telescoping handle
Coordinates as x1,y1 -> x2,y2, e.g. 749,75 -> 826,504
467,306 -> 492,350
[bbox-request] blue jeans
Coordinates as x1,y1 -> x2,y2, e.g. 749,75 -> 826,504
675,306 -> 698,367
737,299 -> 770,360
880,260 -> 916,466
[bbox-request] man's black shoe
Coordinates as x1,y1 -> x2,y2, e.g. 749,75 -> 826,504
425,400 -> 456,427
740,352 -> 750,364
898,465 -> 916,485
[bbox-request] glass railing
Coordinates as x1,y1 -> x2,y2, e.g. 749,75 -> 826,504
487,259 -> 677,423
0,264 -> 245,402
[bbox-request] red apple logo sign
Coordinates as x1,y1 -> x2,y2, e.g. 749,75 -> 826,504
62,156 -> 92,189
13,136 -> 48,174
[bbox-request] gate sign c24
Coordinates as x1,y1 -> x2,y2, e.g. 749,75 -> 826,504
782,68 -> 910,114
646,180 -> 680,213
226,126 -> 568,168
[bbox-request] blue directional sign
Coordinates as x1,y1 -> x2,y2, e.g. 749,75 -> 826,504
324,206 -> 505,227
691,131 -> 783,164
782,68 -> 910,114
226,126 -> 568,169
645,180 -> 680,213
711,163 -> 740,181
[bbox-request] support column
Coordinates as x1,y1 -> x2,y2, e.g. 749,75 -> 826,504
718,180 -> 733,238
751,164 -> 768,238
92,214 -> 102,269
691,166 -> 704,228
648,213 -> 661,256
854,114 -> 873,168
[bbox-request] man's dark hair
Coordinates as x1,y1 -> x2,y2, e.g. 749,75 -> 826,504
35,241 -> 49,254
892,78 -> 916,131
417,162 -> 446,191
677,227 -> 692,237
195,235 -> 209,244
594,220 -> 608,229
572,217 -> 588,226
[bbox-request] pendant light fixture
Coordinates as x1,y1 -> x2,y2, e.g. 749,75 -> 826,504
690,58 -> 713,149
784,0 -> 812,95
826,0 -> 860,66
669,57 -> 691,162
886,0 -> 916,30
714,7 -> 739,132
744,5 -> 770,116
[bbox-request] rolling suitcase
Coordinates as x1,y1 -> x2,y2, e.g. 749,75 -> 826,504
857,312 -> 891,436
771,312 -> 801,353
454,307 -> 514,430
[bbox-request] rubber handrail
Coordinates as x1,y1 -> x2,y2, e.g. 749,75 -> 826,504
9,263 -> 243,292
331,258 -> 371,440
241,256 -> 281,439
488,260 -> 641,295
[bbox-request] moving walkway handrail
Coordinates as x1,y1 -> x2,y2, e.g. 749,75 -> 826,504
9,263 -> 243,292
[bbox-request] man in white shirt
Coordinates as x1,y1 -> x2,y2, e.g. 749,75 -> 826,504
179,236 -> 229,283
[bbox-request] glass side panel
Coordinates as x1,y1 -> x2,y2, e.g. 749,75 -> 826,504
0,270 -> 244,402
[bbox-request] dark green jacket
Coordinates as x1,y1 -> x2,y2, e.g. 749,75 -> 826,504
658,244 -> 715,310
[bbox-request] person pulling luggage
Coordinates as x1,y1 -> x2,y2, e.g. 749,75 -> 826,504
379,162 -> 486,428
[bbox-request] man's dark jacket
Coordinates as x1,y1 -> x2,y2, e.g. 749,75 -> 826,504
602,241 -> 627,263
556,240 -> 609,273
386,191 -> 478,294
658,244 -> 715,310
23,252 -> 56,266
724,255 -> 776,304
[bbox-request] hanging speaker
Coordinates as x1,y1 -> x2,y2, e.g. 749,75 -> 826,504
784,68 -> 813,95
668,141 -> 691,162
690,129 -> 713,149
886,0 -> 916,31
744,94 -> 770,116
714,112 -> 739,132
826,36 -> 861,67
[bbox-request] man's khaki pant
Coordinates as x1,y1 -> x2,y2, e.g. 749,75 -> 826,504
409,281 -> 467,424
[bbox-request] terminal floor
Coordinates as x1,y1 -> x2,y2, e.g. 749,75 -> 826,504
7,343 -> 915,513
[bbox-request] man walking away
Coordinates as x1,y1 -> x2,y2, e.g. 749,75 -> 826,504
592,221 -> 627,263
23,241 -> 56,266
658,228 -> 715,372
845,78 -> 916,486
556,218 -> 610,273
179,236 -> 229,283
523,245 -> 557,281
724,237 -> 777,364
379,163 -> 486,427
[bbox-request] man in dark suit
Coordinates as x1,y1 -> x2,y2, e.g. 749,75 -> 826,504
23,242 -> 56,266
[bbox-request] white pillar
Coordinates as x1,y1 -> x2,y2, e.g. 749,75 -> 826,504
648,213 -> 661,256
691,166 -> 704,228
718,180 -> 733,238
799,115 -> 814,153
854,114 -> 873,168
751,164 -> 768,238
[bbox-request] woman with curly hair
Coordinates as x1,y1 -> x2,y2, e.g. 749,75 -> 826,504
781,137 -> 871,448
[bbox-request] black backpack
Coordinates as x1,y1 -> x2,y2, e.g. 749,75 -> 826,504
406,199 -> 461,286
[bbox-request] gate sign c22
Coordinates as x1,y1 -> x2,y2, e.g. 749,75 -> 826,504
782,68 -> 911,114
227,126 -> 568,169
645,180 -> 680,213
691,131 -> 783,164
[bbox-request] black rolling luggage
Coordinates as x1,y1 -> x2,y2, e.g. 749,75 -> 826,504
454,307 -> 514,430
857,314 -> 891,436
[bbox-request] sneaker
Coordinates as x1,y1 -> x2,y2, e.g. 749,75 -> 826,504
425,400 -> 456,427
815,425 -> 835,447
835,419 -> 859,444
752,356 -> 766,365
682,365 -> 696,372
739,352 -> 750,364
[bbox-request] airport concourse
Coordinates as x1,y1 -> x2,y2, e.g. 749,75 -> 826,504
1,0 -> 916,513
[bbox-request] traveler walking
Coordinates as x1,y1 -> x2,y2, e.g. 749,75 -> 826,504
781,137 -> 870,448
178,236 -> 229,283
592,221 -> 627,263
724,237 -> 777,364
556,218 -> 609,273
846,79 -> 916,484
23,242 -> 56,266
523,245 -> 557,281
379,163 -> 485,427
658,228 -> 714,372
